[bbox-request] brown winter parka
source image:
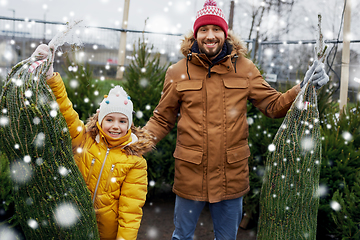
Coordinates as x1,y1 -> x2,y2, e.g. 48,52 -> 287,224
144,31 -> 301,203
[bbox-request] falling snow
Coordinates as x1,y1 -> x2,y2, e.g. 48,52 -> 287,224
27,218 -> 39,229
136,111 -> 144,119
0,225 -> 21,240
268,143 -> 276,152
330,200 -> 341,211
59,166 -> 69,176
54,203 -> 80,227
0,116 -> 9,126
10,161 -> 33,184
300,137 -> 314,151
342,131 -> 353,141
34,132 -> 45,147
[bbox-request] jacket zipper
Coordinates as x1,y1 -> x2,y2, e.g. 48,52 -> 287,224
86,158 -> 96,184
105,164 -> 115,191
92,148 -> 110,204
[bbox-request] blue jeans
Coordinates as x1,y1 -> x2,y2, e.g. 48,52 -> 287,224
171,195 -> 243,240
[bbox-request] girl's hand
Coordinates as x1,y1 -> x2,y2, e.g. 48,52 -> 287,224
31,44 -> 55,80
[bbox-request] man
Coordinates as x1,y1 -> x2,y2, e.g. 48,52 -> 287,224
144,0 -> 329,239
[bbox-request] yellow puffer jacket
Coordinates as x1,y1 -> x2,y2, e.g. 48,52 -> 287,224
47,73 -> 154,240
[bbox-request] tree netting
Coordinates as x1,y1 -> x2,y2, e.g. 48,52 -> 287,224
257,81 -> 321,239
0,21 -> 100,239
257,14 -> 327,240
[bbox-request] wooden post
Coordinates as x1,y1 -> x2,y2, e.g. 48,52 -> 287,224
116,0 -> 130,80
228,1 -> 235,30
339,0 -> 352,112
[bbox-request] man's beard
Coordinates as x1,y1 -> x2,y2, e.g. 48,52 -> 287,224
198,41 -> 222,59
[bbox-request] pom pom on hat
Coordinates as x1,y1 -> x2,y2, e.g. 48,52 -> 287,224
98,85 -> 133,130
193,0 -> 228,38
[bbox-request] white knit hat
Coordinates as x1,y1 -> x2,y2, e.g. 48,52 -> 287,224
98,85 -> 133,130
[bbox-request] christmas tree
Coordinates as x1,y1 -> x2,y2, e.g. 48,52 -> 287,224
317,101 -> 360,238
0,22 -> 100,239
121,37 -> 176,189
257,14 -> 326,239
61,53 -> 102,121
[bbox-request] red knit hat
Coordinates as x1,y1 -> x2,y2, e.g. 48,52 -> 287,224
193,0 -> 228,39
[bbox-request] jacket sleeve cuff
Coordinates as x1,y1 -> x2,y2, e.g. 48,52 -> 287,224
46,72 -> 61,85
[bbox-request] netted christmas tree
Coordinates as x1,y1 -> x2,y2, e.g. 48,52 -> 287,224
257,14 -> 327,239
0,21 -> 100,239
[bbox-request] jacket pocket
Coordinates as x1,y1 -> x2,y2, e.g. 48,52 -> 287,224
223,78 -> 248,89
226,144 -> 250,164
176,79 -> 203,91
173,145 -> 203,165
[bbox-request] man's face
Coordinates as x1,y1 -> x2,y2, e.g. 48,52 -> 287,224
196,25 -> 225,60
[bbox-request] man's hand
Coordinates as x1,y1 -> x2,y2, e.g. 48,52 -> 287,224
31,44 -> 55,80
301,60 -> 329,89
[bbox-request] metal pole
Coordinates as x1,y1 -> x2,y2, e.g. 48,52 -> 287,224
9,9 -> 15,39
116,0 -> 130,80
251,39 -> 256,60
339,0 -> 352,113
228,1 -> 234,30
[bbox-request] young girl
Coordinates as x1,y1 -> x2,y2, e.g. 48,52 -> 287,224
32,44 -> 154,240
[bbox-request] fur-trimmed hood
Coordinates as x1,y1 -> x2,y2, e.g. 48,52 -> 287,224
85,113 -> 155,156
180,30 -> 247,58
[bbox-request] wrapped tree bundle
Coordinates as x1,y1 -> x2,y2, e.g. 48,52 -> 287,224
257,15 -> 327,239
0,21 -> 100,239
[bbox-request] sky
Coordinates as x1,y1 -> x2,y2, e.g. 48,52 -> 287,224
0,0 -> 359,41
0,0 -> 212,35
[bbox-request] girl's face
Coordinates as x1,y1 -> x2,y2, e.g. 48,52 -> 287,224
101,113 -> 129,138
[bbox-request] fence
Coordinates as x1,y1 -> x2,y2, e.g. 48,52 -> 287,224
1,16 -> 360,101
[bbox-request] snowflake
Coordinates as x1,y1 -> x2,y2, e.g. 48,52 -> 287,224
36,158 -> 44,166
316,184 -> 328,198
247,117 -> 254,125
50,110 -> 57,117
35,132 -> 45,147
139,78 -> 149,88
0,116 -> 9,126
330,200 -> 341,211
300,137 -> 314,151
268,143 -> 276,152
59,166 -> 69,176
10,161 -> 33,184
54,203 -> 80,227
149,180 -> 156,187
147,227 -> 158,239
24,155 -> 31,163
33,117 -> 41,125
27,219 -> 39,229
25,90 -> 33,98
342,131 -> 353,141
69,79 -> 79,88
136,111 -> 144,119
